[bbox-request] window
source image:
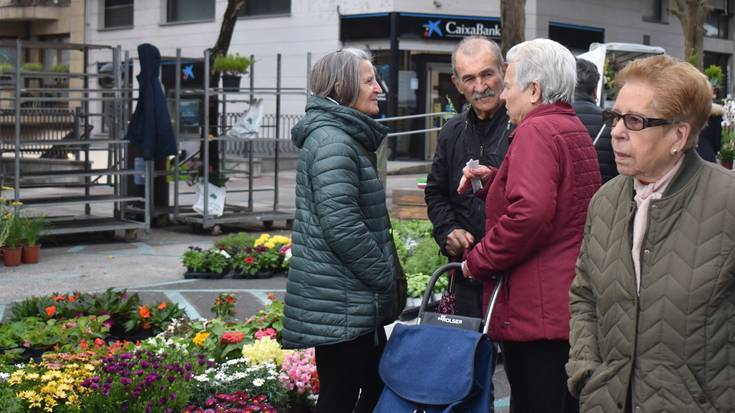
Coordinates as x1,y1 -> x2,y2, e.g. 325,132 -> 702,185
166,0 -> 215,23
238,0 -> 290,18
705,8 -> 729,39
643,0 -> 668,23
103,0 -> 133,29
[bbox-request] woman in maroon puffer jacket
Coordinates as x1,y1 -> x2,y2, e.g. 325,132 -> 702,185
458,38 -> 601,413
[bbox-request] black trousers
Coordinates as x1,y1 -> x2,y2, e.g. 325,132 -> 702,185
314,329 -> 387,413
502,340 -> 579,413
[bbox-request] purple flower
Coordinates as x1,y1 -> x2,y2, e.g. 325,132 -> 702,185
167,375 -> 176,383
140,360 -> 150,368
134,369 -> 145,376
90,383 -> 99,391
120,377 -> 132,386
159,396 -> 167,405
91,376 -> 100,383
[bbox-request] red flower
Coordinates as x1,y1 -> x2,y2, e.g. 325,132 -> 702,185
45,305 -> 57,317
51,294 -> 65,302
157,302 -> 167,310
224,295 -> 236,304
221,331 -> 245,345
138,305 -> 151,319
244,256 -> 255,265
67,294 -> 78,303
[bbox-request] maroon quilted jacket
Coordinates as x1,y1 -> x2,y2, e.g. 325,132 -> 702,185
465,102 -> 601,342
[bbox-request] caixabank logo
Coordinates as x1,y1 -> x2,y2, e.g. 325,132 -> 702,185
422,18 -> 501,39
422,19 -> 444,38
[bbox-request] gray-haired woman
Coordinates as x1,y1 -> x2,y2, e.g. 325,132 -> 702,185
459,38 -> 601,413
282,48 -> 396,413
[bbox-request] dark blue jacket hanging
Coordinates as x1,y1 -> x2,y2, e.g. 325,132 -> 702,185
125,43 -> 177,160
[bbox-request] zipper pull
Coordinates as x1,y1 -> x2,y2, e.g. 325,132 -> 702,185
480,144 -> 484,158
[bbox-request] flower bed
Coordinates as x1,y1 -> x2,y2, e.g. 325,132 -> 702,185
183,233 -> 292,279
0,294 -> 318,412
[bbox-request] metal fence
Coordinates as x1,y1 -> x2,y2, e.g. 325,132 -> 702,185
221,113 -> 302,157
0,108 -> 81,155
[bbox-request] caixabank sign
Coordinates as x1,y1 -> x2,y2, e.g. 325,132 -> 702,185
340,12 -> 502,42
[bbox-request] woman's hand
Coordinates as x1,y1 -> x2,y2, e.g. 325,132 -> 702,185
457,165 -> 497,194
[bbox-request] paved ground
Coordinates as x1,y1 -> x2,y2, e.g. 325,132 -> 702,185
0,165 -> 511,411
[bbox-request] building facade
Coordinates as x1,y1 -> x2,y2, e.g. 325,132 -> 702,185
79,0 -> 735,159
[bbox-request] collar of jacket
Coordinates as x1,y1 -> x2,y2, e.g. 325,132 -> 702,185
618,149 -> 705,203
465,104 -> 508,124
507,101 -> 575,141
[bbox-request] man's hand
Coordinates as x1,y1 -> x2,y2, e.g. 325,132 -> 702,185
446,228 -> 475,257
457,165 -> 497,194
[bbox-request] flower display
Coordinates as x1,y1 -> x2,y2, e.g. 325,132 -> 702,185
6,354 -> 98,412
221,331 -> 245,345
254,328 -> 277,341
242,337 -> 288,366
279,348 -> 318,396
79,349 -> 202,412
189,358 -> 287,408
211,293 -> 237,320
182,391 -> 277,412
193,332 -> 210,348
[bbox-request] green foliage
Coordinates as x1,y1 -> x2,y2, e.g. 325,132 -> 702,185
50,64 -> 69,73
3,214 -> 22,249
704,64 -> 724,89
406,272 -> 449,298
0,63 -> 13,74
403,237 -> 447,275
685,52 -> 699,68
718,140 -> 735,161
0,315 -> 110,358
19,214 -> 45,246
212,54 -> 251,75
20,62 -> 43,72
182,247 -> 229,273
0,384 -> 23,413
214,232 -> 257,254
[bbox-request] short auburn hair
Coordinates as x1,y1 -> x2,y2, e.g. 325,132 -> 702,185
615,55 -> 711,150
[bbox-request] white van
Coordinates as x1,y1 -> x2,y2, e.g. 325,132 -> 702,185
577,42 -> 665,108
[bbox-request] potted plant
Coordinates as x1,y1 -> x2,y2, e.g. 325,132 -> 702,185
718,140 -> 735,170
0,63 -> 13,84
20,214 -> 45,264
49,63 -> 69,86
182,246 -> 230,279
212,53 -> 251,92
1,212 -> 23,267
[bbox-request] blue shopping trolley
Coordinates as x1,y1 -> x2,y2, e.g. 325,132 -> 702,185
374,262 -> 503,413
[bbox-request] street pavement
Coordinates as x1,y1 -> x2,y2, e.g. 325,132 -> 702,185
0,165 -> 511,411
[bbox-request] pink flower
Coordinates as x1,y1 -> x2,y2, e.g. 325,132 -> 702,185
254,327 -> 277,340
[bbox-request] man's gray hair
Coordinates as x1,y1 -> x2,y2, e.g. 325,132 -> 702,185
309,48 -> 372,107
451,36 -> 504,77
506,39 -> 576,104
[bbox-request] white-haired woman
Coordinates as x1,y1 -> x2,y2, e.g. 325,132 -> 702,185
282,48 -> 397,413
459,38 -> 601,413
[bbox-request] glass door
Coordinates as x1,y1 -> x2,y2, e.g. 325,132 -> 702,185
425,62 -> 463,160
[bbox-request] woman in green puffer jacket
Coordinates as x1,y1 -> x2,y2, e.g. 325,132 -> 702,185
283,48 -> 397,413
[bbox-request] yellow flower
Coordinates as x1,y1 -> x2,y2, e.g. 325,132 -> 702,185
271,235 -> 291,245
242,336 -> 286,365
193,331 -> 210,347
264,241 -> 276,249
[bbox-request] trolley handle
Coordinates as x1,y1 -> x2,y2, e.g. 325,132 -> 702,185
417,262 -> 504,335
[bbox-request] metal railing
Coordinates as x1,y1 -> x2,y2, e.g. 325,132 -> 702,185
2,0 -> 71,6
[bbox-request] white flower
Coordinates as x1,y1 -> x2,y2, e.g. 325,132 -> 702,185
0,372 -> 9,381
252,378 -> 265,387
219,250 -> 231,259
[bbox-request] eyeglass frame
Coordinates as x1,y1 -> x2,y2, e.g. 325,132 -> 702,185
602,109 -> 674,131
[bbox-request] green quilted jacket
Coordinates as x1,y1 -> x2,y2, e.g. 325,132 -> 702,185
567,150 -> 735,412
282,95 -> 395,349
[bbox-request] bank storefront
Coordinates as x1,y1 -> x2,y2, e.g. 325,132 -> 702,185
340,12 -> 501,160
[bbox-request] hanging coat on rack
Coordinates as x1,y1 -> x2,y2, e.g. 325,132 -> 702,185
125,43 -> 177,160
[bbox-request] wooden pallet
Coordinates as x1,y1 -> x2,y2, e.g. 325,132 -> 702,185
391,188 -> 428,220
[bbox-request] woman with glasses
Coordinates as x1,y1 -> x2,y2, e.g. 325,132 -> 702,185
567,54 -> 735,412
459,38 -> 601,413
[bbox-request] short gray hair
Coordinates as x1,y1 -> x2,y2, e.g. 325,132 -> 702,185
451,36 -> 504,77
506,39 -> 576,104
309,48 -> 372,107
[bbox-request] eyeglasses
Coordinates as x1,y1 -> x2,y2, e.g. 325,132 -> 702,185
602,109 -> 673,131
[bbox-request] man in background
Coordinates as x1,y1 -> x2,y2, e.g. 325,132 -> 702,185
573,58 -> 617,183
425,36 -> 510,317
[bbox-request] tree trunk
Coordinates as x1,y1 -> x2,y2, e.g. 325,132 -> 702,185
501,0 -> 526,56
669,0 -> 712,70
203,0 -> 246,183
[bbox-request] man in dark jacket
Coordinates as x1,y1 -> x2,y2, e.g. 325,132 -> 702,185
425,36 -> 510,317
573,58 -> 617,183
